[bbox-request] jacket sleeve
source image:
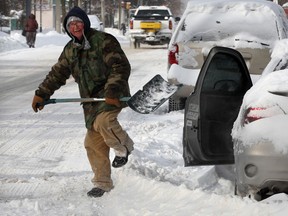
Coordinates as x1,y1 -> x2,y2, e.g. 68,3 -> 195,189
102,34 -> 131,99
35,50 -> 71,99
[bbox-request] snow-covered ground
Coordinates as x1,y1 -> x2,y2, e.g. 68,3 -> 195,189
1,29 -> 288,216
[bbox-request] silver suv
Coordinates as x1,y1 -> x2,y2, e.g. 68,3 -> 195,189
167,0 -> 288,111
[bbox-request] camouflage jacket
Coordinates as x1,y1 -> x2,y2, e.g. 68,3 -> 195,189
35,29 -> 131,129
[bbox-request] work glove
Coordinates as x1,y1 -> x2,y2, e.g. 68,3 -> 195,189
105,97 -> 121,107
32,95 -> 44,112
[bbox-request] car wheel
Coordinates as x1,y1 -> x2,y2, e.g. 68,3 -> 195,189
235,181 -> 266,201
254,188 -> 272,201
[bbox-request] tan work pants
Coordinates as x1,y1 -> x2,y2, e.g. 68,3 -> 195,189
84,109 -> 134,191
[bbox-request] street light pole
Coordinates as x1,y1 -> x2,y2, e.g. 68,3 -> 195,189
39,0 -> 42,32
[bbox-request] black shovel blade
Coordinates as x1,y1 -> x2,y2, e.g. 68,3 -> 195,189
269,90 -> 288,97
127,74 -> 180,114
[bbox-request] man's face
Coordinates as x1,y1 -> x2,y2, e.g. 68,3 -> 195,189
68,21 -> 84,40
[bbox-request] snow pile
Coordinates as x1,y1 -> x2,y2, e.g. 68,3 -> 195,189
1,25 -> 288,216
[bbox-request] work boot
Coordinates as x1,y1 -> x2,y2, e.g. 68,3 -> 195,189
87,187 -> 106,198
112,146 -> 130,168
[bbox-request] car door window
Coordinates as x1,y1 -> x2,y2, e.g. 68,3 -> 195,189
200,52 -> 251,158
183,47 -> 253,166
202,53 -> 248,94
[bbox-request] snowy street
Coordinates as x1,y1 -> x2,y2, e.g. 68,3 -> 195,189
0,30 -> 288,215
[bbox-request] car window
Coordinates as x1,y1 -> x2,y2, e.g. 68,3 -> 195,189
136,9 -> 170,17
134,9 -> 171,20
202,53 -> 249,93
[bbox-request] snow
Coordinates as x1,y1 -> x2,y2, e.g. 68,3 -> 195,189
232,68 -> 288,154
167,0 -> 288,84
1,20 -> 288,216
168,64 -> 200,86
173,0 -> 288,43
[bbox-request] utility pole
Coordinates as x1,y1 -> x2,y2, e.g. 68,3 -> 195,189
39,0 -> 42,32
33,0 -> 36,15
26,0 -> 31,17
101,0 -> 105,27
55,0 -> 61,32
118,0 -> 121,29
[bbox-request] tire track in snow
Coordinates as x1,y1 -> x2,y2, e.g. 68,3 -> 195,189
0,108 -> 84,200
0,182 -> 40,200
0,124 -> 83,198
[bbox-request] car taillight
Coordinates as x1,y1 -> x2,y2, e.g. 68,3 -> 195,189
169,20 -> 173,30
244,107 -> 266,124
168,43 -> 178,65
130,19 -> 133,29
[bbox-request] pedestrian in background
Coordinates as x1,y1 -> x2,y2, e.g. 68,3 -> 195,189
120,23 -> 126,35
31,6 -> 134,198
25,13 -> 38,48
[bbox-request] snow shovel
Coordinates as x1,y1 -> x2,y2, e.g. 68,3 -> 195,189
37,74 -> 180,114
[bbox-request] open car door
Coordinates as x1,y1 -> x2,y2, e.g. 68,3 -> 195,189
183,47 -> 253,166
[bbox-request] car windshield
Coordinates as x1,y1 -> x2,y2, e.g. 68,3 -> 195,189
136,9 -> 170,17
178,6 -> 280,43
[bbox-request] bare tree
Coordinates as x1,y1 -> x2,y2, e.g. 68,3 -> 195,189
61,0 -> 66,23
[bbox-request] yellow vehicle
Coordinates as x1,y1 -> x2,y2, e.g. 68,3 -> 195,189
129,6 -> 175,48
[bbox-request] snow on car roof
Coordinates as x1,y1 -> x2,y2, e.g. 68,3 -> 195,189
173,0 -> 288,45
137,6 -> 170,10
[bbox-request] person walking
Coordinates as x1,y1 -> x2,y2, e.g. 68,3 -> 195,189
120,23 -> 126,35
31,6 -> 134,198
25,13 -> 38,48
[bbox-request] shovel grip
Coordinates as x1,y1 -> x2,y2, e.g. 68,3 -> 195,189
36,99 -> 56,108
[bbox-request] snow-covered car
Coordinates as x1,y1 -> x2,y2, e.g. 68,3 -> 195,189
88,15 -> 104,31
183,42 -> 288,201
232,40 -> 288,200
167,0 -> 288,112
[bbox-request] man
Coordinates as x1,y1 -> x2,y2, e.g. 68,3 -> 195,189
32,6 -> 134,198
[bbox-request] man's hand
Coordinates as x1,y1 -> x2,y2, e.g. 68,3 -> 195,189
105,98 -> 121,107
32,95 -> 44,112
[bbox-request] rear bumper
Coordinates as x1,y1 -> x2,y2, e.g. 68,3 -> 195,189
130,31 -> 172,44
234,140 -> 288,195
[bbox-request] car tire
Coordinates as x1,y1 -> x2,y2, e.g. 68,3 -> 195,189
235,181 -> 265,201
